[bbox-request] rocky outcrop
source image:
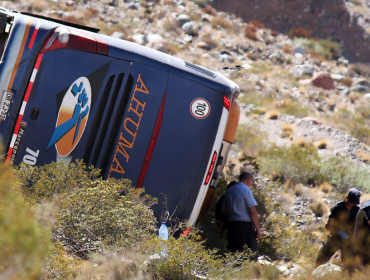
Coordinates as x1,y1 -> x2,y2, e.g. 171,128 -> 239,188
211,0 -> 370,63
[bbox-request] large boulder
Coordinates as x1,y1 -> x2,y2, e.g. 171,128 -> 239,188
132,34 -> 148,45
312,263 -> 341,278
293,64 -> 316,77
182,22 -> 198,36
110,31 -> 125,40
176,14 -> 191,27
312,72 -> 336,90
351,78 -> 370,92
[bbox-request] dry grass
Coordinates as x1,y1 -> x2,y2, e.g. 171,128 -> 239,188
199,33 -> 219,49
293,183 -> 306,197
314,139 -> 329,149
288,27 -> 312,39
308,201 -> 328,217
201,6 -> 217,16
211,16 -> 233,30
339,77 -> 352,87
163,15 -> 177,31
276,193 -> 294,215
265,110 -> 279,120
249,19 -> 265,29
318,182 -> 333,193
249,107 -> 267,115
244,26 -> 258,40
293,136 -> 307,148
280,124 -> 294,139
357,150 -> 370,163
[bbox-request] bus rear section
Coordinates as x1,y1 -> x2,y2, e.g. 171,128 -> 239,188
102,58 -> 239,224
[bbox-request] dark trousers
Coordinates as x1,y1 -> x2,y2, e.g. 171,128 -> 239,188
316,235 -> 355,271
226,221 -> 258,257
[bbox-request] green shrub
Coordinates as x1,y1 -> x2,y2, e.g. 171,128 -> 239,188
317,155 -> 370,193
277,100 -> 310,118
42,242 -> 82,279
141,232 -> 253,279
251,180 -> 316,261
234,122 -> 268,156
0,163 -> 50,279
17,160 -> 101,203
55,178 -> 157,258
257,144 -> 321,185
292,38 -> 342,59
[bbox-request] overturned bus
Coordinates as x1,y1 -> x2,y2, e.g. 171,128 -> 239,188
0,6 -> 240,225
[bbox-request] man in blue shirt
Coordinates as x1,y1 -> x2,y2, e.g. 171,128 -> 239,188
222,171 -> 262,255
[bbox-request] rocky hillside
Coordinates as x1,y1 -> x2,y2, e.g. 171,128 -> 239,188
211,0 -> 370,63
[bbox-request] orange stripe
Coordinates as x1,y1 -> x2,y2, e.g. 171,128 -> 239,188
7,17 -> 33,92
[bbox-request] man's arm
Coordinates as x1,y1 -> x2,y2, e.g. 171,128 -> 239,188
325,217 -> 340,235
248,206 -> 262,240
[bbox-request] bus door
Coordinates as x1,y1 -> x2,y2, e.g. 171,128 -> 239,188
9,46 -> 133,167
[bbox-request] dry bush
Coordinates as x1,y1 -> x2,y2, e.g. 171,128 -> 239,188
280,123 -> 294,138
166,42 -> 183,54
319,182 -> 333,193
339,77 -> 352,87
234,122 -> 268,157
282,45 -> 293,54
276,193 -> 294,215
294,136 -> 307,148
248,106 -> 267,115
349,93 -> 357,103
298,87 -> 306,94
246,24 -> 257,32
244,26 -> 258,40
81,7 -> 99,20
348,63 -> 370,78
265,110 -> 279,120
252,113 -> 260,119
61,15 -> 85,25
357,150 -> 370,163
314,139 -> 329,149
211,16 -> 233,30
199,33 -> 219,49
293,183 -> 306,197
270,30 -> 279,37
308,201 -> 328,217
249,19 -> 265,29
163,16 -> 177,31
288,27 -> 312,39
201,5 -> 217,16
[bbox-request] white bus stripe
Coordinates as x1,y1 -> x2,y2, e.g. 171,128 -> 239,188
10,134 -> 17,148
30,69 -> 37,82
20,101 -> 27,115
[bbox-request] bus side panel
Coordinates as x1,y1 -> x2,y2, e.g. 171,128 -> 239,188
12,49 -> 131,166
142,73 -> 224,221
104,63 -> 168,183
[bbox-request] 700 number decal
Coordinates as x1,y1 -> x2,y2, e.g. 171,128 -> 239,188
190,98 -> 211,119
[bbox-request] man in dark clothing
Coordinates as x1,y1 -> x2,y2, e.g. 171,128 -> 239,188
315,188 -> 361,271
215,181 -> 236,232
354,199 -> 370,266
222,172 -> 262,257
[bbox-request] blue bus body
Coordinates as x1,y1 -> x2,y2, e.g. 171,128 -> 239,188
0,7 -> 240,225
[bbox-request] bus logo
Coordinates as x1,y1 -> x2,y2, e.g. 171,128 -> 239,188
47,77 -> 91,157
190,98 -> 210,119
